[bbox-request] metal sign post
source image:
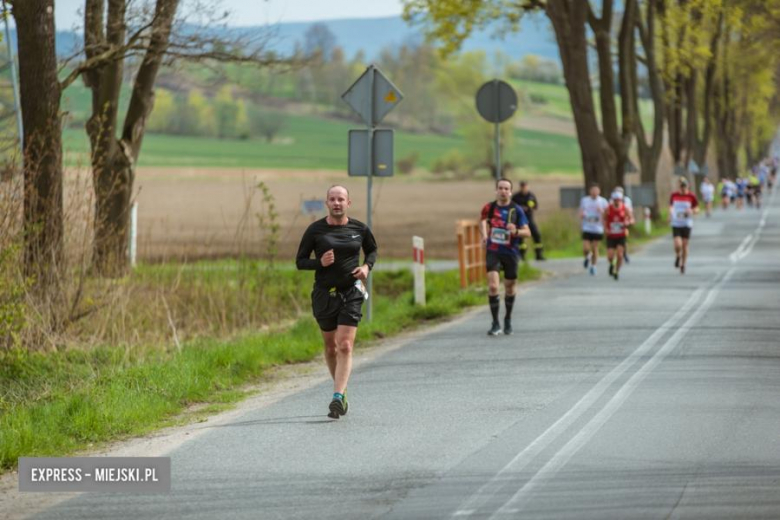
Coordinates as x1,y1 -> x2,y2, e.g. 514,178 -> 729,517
342,65 -> 403,321
476,80 -> 518,181
366,68 -> 374,321
2,0 -> 23,160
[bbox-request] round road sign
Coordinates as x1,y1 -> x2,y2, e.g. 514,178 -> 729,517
475,80 -> 518,123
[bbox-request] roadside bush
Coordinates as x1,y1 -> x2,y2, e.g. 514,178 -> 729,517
538,210 -> 580,252
432,149 -> 470,175
396,152 -> 419,174
0,244 -> 29,350
248,106 -> 286,143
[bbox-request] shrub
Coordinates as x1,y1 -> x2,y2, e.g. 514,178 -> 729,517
0,244 -> 30,350
432,149 -> 470,175
396,152 -> 419,174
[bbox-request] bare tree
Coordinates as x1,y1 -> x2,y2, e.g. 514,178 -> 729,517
60,0 -> 296,276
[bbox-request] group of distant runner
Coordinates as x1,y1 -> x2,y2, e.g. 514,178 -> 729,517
714,158 -> 777,212
578,176 -> 700,278
295,156 -> 777,418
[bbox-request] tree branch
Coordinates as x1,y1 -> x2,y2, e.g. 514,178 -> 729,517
59,16 -> 156,91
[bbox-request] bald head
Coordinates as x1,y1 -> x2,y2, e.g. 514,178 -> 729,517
327,185 -> 349,199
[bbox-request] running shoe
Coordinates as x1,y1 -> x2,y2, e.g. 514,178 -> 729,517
503,319 -> 513,335
342,388 -> 349,415
328,397 -> 346,418
675,256 -> 680,268
613,271 -> 619,281
680,264 -> 686,275
609,262 -> 615,277
583,256 -> 590,269
589,265 -> 596,276
487,322 -> 502,336
624,252 -> 630,264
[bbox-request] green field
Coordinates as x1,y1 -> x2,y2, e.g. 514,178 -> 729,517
63,111 -> 583,174
512,79 -> 655,128
513,79 -> 575,120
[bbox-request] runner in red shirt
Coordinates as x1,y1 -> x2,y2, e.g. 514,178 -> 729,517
605,192 -> 630,281
669,177 -> 699,274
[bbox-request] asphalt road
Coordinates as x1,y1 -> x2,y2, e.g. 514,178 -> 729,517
33,188 -> 780,519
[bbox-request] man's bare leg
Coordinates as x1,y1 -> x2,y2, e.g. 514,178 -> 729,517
321,329 -> 337,379
333,325 -> 357,394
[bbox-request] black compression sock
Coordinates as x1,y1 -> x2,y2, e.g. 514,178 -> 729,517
505,295 -> 516,319
489,295 -> 500,323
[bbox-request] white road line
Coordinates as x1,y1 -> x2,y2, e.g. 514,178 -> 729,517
454,191 -> 775,519
450,286 -> 706,518
488,189 -> 774,517
490,268 -> 735,518
729,234 -> 753,263
734,191 -> 775,262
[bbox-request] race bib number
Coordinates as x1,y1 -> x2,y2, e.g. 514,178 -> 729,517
490,227 -> 510,246
609,222 -> 624,234
676,211 -> 687,220
586,215 -> 600,223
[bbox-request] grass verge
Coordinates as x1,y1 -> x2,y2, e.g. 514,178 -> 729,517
0,266 -> 540,472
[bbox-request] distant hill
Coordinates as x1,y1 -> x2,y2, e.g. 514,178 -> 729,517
264,14 -> 559,62
8,13 -> 559,63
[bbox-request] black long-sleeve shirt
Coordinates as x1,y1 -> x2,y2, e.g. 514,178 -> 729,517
295,217 -> 378,290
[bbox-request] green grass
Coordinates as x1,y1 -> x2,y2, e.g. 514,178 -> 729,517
513,79 -> 575,120
512,79 -> 655,129
62,112 -> 583,174
0,267 -> 540,472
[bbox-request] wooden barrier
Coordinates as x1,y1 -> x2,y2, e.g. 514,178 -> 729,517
456,220 -> 486,288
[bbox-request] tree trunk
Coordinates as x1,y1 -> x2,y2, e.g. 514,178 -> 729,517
635,0 -> 664,216
590,0 -> 626,188
86,0 -> 129,275
13,0 -> 64,287
744,120 -> 756,169
667,76 -> 685,166
693,11 -> 722,169
89,0 -> 179,276
546,0 -> 616,190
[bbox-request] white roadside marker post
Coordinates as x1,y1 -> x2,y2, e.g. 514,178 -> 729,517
129,202 -> 138,268
644,207 -> 652,235
412,236 -> 425,306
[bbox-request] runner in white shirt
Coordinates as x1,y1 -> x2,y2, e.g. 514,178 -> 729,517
611,187 -> 635,263
699,177 -> 715,217
579,184 -> 609,276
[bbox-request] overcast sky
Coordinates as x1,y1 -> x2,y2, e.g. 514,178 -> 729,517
53,0 -> 406,31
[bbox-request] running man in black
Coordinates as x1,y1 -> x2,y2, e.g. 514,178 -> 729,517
296,185 -> 378,419
512,180 -> 546,261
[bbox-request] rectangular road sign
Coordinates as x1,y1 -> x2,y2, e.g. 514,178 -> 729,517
559,184 -> 657,208
301,199 -> 325,215
348,129 -> 394,177
342,65 -> 403,126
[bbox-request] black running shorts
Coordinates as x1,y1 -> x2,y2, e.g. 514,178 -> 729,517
606,237 -> 627,249
486,251 -> 519,280
581,232 -> 604,241
311,285 -> 364,331
672,227 -> 692,239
